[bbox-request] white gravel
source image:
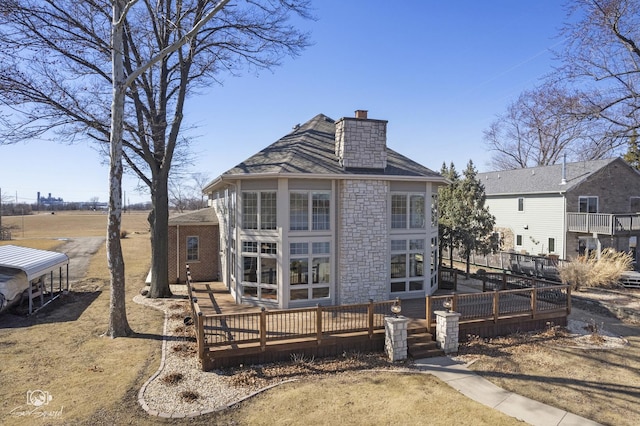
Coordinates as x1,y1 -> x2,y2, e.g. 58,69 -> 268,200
133,289 -> 262,418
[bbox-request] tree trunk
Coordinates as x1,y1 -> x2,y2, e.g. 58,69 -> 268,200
148,174 -> 172,298
465,252 -> 471,279
106,0 -> 132,337
449,235 -> 454,269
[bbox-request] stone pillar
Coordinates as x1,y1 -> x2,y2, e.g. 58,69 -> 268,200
435,310 -> 461,354
384,316 -> 408,362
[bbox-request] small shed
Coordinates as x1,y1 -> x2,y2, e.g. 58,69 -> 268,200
0,245 -> 69,314
168,208 -> 219,284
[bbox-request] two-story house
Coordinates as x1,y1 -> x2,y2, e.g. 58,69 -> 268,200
478,158 -> 640,266
203,111 -> 448,309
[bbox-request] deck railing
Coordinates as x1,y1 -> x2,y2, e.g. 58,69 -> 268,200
425,284 -> 571,333
567,212 -> 640,235
185,268 -> 395,357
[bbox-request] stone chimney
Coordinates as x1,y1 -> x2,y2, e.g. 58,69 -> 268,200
335,110 -> 388,170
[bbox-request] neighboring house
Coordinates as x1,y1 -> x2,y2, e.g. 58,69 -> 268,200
478,158 -> 640,266
204,110 -> 447,309
168,208 -> 219,284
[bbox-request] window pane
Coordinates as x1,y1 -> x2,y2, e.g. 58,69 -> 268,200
409,239 -> 424,250
518,198 -> 524,211
312,242 -> 330,254
290,289 -> 309,300
409,253 -> 424,277
516,235 -> 522,246
261,288 -> 278,300
391,282 -> 405,292
243,257 -> 257,282
290,192 -> 308,230
312,287 -> 330,299
261,257 -> 277,284
312,257 -> 330,283
261,192 -> 277,230
242,241 -> 258,253
290,258 -> 308,285
409,195 -> 425,228
409,281 -> 424,291
390,254 -> 406,278
391,195 -> 407,229
261,242 -> 277,254
549,238 -> 555,252
290,242 -> 308,255
186,236 -> 199,261
243,285 -> 258,298
242,192 -> 258,229
431,194 -> 438,227
391,240 -> 406,251
312,193 -> 330,230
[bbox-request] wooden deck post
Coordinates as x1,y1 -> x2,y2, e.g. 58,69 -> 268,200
531,288 -> 537,319
260,307 -> 267,351
425,296 -> 432,333
197,312 -> 205,359
502,272 -> 507,290
368,299 -> 374,339
452,293 -> 458,312
567,286 -> 572,315
316,304 -> 323,344
493,290 -> 499,323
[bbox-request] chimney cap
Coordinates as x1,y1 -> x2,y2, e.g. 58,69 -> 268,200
355,110 -> 368,119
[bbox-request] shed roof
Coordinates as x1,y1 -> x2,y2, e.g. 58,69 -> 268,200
169,207 -> 218,225
0,245 -> 69,281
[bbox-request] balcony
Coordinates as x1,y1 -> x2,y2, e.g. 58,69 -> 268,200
566,213 -> 640,235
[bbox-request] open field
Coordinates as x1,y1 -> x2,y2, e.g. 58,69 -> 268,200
1,211 -> 639,425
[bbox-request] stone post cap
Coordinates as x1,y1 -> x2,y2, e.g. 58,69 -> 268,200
434,310 -> 461,318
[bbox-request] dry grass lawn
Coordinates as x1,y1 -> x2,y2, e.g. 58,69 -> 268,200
2,211 -> 640,425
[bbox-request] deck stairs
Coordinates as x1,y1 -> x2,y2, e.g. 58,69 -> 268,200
407,319 -> 443,359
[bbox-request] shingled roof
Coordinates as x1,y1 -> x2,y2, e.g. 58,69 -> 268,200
478,158 -> 622,196
207,114 -> 443,189
168,208 -> 218,225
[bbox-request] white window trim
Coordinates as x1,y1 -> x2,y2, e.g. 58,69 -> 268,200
186,236 -> 199,262
391,192 -> 427,230
578,196 -> 599,213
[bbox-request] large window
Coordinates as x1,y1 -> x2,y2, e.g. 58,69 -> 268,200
289,241 -> 331,301
390,239 -> 425,293
289,191 -> 330,231
242,191 -> 277,230
241,240 -> 278,301
186,236 -> 199,261
579,196 -> 598,213
391,194 -> 425,229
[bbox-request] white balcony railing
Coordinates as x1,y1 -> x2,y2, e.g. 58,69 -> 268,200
566,213 -> 640,235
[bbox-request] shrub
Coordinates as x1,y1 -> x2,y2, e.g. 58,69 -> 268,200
120,230 -> 128,239
558,248 -> 632,290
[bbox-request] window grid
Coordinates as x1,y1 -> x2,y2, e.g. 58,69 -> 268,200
186,236 -> 199,261
242,240 -> 278,302
391,195 -> 407,229
312,193 -> 330,230
242,192 -> 258,230
390,238 -> 425,293
290,192 -> 308,230
288,240 -> 331,301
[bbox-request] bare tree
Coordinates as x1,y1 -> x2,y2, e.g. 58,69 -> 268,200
556,0 -> 640,142
169,172 -> 210,212
484,82 -> 614,170
0,0 -> 312,336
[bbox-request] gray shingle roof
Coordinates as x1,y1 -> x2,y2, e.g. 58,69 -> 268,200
169,208 -> 218,225
217,114 -> 442,179
478,158 -> 620,195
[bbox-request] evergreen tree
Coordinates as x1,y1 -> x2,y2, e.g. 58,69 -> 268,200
438,162 -> 460,268
623,131 -> 640,171
455,160 -> 499,277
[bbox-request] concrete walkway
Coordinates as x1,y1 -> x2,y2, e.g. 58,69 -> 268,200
413,356 -> 601,426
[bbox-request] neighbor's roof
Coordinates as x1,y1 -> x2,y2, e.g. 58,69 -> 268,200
205,114 -> 445,191
168,207 -> 218,225
0,245 -> 69,281
478,158 -> 624,196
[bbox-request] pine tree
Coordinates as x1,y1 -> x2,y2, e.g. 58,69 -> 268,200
623,131 -> 640,170
438,162 -> 460,268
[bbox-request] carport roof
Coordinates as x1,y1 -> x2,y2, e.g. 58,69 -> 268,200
0,245 -> 69,281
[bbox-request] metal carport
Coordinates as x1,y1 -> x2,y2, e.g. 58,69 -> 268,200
0,245 -> 69,314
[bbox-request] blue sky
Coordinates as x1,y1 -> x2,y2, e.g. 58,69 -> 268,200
0,0 -> 567,205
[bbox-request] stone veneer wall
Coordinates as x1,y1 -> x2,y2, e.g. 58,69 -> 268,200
335,117 -> 387,169
337,179 -> 389,304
